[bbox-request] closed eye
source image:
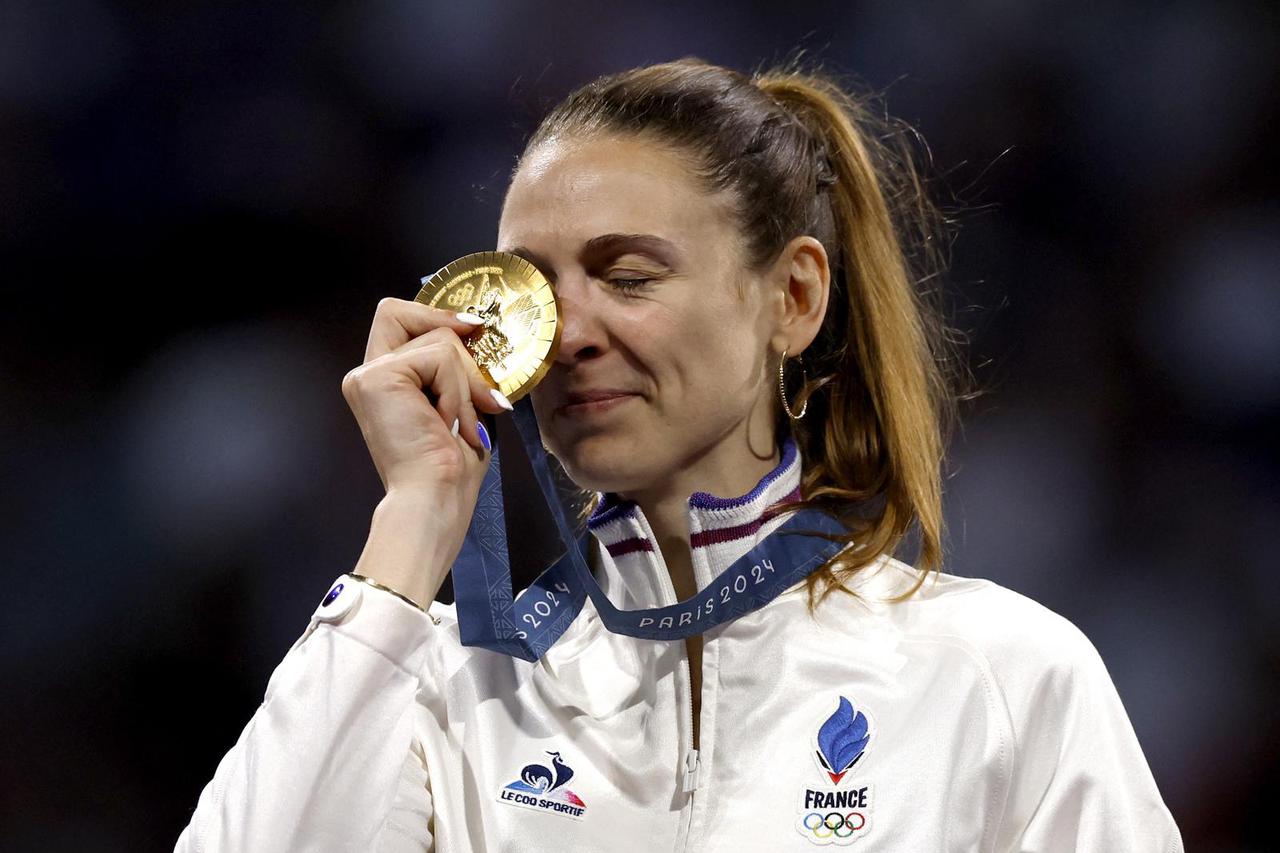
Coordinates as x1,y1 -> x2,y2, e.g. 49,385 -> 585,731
609,277 -> 652,291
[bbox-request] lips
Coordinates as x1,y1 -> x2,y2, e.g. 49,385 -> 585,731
557,389 -> 638,414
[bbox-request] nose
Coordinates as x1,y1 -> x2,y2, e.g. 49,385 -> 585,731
553,277 -> 607,365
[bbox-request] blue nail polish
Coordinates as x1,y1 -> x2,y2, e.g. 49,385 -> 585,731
477,421 -> 491,452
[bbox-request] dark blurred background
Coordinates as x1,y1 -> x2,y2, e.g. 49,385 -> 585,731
2,1 -> 1276,850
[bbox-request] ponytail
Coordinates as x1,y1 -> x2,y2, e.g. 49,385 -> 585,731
752,67 -> 967,606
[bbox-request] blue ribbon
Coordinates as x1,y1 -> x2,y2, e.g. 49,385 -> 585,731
452,396 -> 850,661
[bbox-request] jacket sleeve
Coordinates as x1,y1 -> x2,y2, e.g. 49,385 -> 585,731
174,575 -> 441,853
993,609 -> 1185,853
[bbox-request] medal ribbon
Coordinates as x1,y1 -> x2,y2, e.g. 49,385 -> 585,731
452,396 -> 849,660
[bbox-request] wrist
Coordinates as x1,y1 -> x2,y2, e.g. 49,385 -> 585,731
347,571 -> 434,617
354,490 -> 459,607
382,485 -> 448,508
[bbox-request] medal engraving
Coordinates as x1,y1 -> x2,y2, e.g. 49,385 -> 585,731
415,251 -> 560,402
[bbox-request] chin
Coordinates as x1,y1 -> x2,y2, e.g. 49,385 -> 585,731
548,431 -> 654,495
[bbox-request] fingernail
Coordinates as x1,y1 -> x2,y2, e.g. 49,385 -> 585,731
455,311 -> 485,325
476,421 -> 491,452
490,388 -> 514,411
449,417 -> 460,437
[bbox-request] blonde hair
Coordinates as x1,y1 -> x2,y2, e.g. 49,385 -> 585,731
519,56 -> 976,610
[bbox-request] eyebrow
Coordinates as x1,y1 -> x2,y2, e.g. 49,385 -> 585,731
506,233 -> 682,277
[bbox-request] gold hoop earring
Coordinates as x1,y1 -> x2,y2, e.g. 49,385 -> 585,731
778,347 -> 809,420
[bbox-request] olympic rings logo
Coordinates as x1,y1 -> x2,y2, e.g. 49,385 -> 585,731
802,811 -> 866,839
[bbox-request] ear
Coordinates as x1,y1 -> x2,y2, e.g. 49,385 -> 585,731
768,235 -> 831,356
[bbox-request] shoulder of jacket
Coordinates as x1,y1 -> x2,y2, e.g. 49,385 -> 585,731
899,565 -> 1109,708
942,579 -> 1097,670
865,563 -> 1120,762
829,556 -> 1103,682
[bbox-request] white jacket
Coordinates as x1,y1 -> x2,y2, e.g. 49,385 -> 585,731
175,440 -> 1185,852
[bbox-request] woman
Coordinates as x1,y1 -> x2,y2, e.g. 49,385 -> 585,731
175,58 -> 1183,851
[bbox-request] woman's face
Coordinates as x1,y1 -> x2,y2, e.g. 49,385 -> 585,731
497,133 -> 784,496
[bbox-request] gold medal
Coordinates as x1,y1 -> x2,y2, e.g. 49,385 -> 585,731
414,251 -> 560,402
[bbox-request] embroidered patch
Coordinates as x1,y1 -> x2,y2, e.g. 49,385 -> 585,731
496,750 -> 587,821
796,695 -> 875,845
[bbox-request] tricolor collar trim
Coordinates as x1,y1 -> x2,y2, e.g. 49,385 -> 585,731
687,436 -> 798,510
585,435 -> 801,551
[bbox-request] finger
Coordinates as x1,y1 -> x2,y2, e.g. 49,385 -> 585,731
383,327 -> 514,418
379,341 -> 462,441
470,413 -> 493,463
450,409 -> 492,468
435,345 -> 470,445
452,348 -> 485,450
364,297 -> 485,364
382,342 -> 488,453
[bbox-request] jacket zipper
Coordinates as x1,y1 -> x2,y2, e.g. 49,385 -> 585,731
677,644 -> 701,850
631,508 -> 702,848
682,746 -> 700,793
681,642 -> 700,793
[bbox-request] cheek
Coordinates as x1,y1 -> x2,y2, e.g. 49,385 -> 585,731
661,308 -> 762,404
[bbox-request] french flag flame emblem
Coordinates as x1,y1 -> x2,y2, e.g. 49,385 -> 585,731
814,696 -> 871,785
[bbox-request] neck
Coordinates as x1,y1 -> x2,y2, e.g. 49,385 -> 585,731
619,432 -> 781,602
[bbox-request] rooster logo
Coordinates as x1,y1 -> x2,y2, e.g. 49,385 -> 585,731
519,750 -> 575,793
814,696 -> 872,785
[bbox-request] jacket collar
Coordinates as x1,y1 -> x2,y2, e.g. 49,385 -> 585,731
584,435 -> 803,610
